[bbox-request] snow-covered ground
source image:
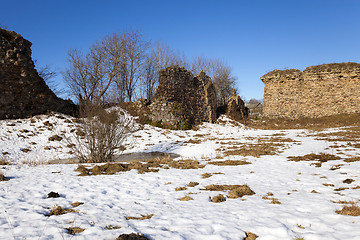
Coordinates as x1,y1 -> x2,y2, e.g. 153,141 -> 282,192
0,113 -> 359,240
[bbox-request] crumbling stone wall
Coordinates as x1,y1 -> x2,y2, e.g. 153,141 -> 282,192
261,63 -> 360,119
226,89 -> 248,121
149,66 -> 217,128
0,28 -> 77,119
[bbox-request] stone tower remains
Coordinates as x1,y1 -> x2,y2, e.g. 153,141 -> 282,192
0,28 -> 77,119
261,63 -> 360,119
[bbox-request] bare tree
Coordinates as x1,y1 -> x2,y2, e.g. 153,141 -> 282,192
212,59 -> 237,106
190,56 -> 237,106
63,47 -> 114,105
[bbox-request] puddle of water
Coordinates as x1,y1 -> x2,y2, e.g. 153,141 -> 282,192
49,152 -> 180,164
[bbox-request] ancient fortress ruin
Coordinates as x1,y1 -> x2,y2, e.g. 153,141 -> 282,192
0,28 -> 76,119
261,63 -> 360,119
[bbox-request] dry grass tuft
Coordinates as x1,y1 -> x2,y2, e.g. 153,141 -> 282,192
126,214 -> 154,220
104,224 -> 121,230
203,184 -> 244,191
201,172 -> 223,179
244,231 -> 258,240
75,158 -> 205,176
208,160 -> 251,166
262,192 -> 281,204
47,205 -> 77,216
288,153 -> 341,167
71,202 -> 84,207
0,171 -> 7,181
336,203 -> 360,216
180,195 -> 193,201
211,194 -> 226,203
116,233 -> 149,240
175,187 -> 187,191
188,182 -> 199,187
223,142 -> 282,157
228,185 -> 256,199
344,156 -> 360,163
0,159 -> 9,165
66,227 -> 84,235
343,179 -> 355,184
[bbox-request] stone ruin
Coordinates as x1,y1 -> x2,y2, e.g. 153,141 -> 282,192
134,65 -> 248,129
144,66 -> 217,129
226,89 -> 248,121
261,63 -> 360,119
0,28 -> 77,119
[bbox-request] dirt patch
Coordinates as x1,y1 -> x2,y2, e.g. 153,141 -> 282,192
228,185 -> 255,199
75,158 -> 205,176
126,214 -> 154,220
116,233 -> 149,240
208,160 -> 251,166
203,184 -> 245,191
336,203 -> 360,216
288,153 -> 341,167
47,205 -> 77,216
211,194 -> 226,203
66,227 -> 84,235
244,231 -> 258,240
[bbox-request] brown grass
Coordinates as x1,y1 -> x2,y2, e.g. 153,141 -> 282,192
211,194 -> 226,203
288,153 -> 341,167
75,158 -> 205,176
344,156 -> 360,163
180,195 -> 193,201
175,187 -> 187,191
0,159 -> 9,165
188,182 -> 199,187
71,202 -> 84,207
201,172 -> 223,179
223,142 -> 283,157
47,206 -> 77,216
262,193 -> 281,204
228,185 -> 256,199
343,179 -> 355,184
208,160 -> 251,166
203,184 -> 244,191
66,227 -> 84,235
104,224 -> 121,230
244,231 -> 258,240
0,171 -> 7,181
126,214 -> 154,220
336,203 -> 360,216
246,113 -> 360,130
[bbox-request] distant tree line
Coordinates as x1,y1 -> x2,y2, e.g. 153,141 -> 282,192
62,29 -> 237,107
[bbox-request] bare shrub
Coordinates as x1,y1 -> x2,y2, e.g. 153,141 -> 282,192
68,104 -> 134,163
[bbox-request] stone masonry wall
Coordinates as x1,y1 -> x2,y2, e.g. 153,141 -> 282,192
151,66 -> 217,128
261,63 -> 360,119
0,28 -> 77,119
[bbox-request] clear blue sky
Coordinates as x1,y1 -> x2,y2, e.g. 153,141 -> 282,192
1,0 -> 360,100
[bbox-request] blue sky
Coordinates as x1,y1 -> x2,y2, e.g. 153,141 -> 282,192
1,0 -> 360,100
